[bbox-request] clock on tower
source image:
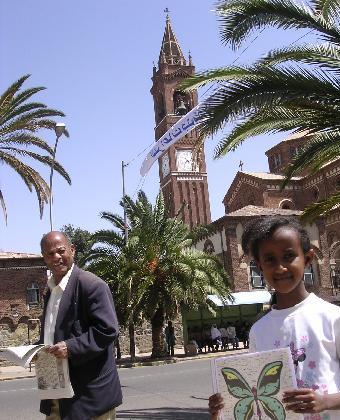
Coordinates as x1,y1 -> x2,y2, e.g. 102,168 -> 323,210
176,149 -> 198,172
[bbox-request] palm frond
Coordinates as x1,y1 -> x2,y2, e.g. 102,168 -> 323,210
0,189 -> 7,225
215,0 -> 340,48
311,0 -> 340,22
283,130 -> 340,184
261,43 -> 340,69
214,105 -> 339,156
192,64 -> 340,141
300,192 -> 340,221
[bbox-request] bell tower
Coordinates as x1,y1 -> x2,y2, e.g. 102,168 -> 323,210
150,14 -> 211,228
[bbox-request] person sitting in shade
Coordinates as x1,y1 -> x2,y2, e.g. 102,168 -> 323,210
226,323 -> 239,349
210,324 -> 222,352
219,325 -> 229,350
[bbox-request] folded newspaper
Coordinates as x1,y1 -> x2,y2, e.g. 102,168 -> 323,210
0,345 -> 74,399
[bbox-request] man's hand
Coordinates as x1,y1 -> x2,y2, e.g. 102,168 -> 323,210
283,388 -> 327,414
46,341 -> 69,359
209,393 -> 224,419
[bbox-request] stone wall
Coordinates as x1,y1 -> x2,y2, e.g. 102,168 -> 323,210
118,317 -> 184,356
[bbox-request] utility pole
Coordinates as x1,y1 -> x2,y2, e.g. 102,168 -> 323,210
121,160 -> 136,360
121,161 -> 129,243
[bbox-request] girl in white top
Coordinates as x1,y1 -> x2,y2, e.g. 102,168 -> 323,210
209,216 -> 340,420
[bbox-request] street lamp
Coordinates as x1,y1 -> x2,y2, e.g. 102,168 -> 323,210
330,259 -> 337,295
49,123 -> 67,231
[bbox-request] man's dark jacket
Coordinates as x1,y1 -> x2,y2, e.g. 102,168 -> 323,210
39,266 -> 122,420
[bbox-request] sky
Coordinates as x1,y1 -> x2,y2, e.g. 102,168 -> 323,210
0,1 -> 305,253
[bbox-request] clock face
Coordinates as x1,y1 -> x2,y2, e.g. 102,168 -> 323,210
161,153 -> 170,177
176,149 -> 196,172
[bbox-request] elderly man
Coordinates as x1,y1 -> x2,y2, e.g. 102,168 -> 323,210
39,231 -> 122,420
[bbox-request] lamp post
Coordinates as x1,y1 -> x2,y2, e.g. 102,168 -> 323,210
49,123 -> 67,231
330,259 -> 337,296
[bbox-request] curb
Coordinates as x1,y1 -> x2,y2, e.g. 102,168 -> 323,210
0,349 -> 247,380
0,373 -> 35,382
116,348 -> 247,369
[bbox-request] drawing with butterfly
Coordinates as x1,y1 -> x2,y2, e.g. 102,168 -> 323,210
222,361 -> 285,420
211,348 -> 300,420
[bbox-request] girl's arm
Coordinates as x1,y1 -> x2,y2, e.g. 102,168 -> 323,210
283,389 -> 340,413
209,393 -> 224,419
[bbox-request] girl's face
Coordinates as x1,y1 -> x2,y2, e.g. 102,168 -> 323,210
256,227 -> 314,297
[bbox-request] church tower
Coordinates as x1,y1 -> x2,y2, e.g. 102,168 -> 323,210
150,14 -> 211,228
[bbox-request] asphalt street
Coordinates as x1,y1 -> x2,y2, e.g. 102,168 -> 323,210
0,358 -> 213,420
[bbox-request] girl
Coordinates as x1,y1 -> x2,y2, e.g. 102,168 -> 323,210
209,216 -> 340,420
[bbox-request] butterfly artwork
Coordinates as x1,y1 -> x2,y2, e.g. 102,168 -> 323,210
211,348 -> 301,420
221,361 -> 285,420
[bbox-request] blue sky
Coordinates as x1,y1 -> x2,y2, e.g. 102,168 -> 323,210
1,1 -> 303,253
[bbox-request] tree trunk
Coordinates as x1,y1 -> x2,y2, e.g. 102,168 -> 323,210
151,306 -> 165,358
129,322 -> 136,361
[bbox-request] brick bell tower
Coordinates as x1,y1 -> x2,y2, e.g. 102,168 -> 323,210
150,14 -> 211,228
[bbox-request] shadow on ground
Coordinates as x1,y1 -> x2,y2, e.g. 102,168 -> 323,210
116,407 -> 209,419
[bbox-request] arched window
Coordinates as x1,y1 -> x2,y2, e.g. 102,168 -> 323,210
279,199 -> 295,210
203,239 -> 215,254
250,260 -> 265,288
26,282 -> 40,305
304,265 -> 314,286
312,187 -> 319,201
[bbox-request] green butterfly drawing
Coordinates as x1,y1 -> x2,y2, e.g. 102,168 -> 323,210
221,361 -> 286,420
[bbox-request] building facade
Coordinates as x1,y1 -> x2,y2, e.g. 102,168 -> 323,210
0,253 -> 46,347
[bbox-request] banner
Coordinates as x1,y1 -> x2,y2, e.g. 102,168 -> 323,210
140,104 -> 201,176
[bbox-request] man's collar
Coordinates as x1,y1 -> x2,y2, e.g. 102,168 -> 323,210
47,264 -> 75,291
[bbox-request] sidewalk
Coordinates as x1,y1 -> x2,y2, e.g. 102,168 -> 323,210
0,345 -> 248,381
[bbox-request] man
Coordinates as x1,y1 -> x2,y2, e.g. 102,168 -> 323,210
226,323 -> 239,349
219,325 -> 229,350
164,320 -> 176,356
39,231 -> 122,420
210,324 -> 221,352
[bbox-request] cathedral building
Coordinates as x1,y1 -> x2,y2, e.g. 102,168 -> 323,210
151,15 -> 340,311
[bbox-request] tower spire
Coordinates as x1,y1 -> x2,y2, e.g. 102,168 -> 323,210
158,13 -> 186,66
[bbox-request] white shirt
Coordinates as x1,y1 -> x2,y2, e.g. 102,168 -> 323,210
220,327 -> 228,338
226,326 -> 236,339
43,264 -> 74,345
249,293 -> 340,420
211,326 -> 221,340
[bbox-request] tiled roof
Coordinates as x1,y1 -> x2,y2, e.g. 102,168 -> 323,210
158,15 -> 186,66
225,205 -> 302,217
243,172 -> 302,181
0,252 -> 43,260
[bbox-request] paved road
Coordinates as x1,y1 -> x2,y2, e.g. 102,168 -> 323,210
0,359 -> 212,419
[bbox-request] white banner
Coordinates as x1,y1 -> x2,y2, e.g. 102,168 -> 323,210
140,104 -> 201,176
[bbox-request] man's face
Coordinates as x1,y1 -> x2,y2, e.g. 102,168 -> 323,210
41,232 -> 75,284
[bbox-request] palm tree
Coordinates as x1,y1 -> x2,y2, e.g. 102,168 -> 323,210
181,0 -> 340,220
0,74 -> 71,222
86,191 -> 231,358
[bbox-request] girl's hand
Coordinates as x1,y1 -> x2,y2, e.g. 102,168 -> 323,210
209,393 -> 224,419
283,388 -> 327,413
